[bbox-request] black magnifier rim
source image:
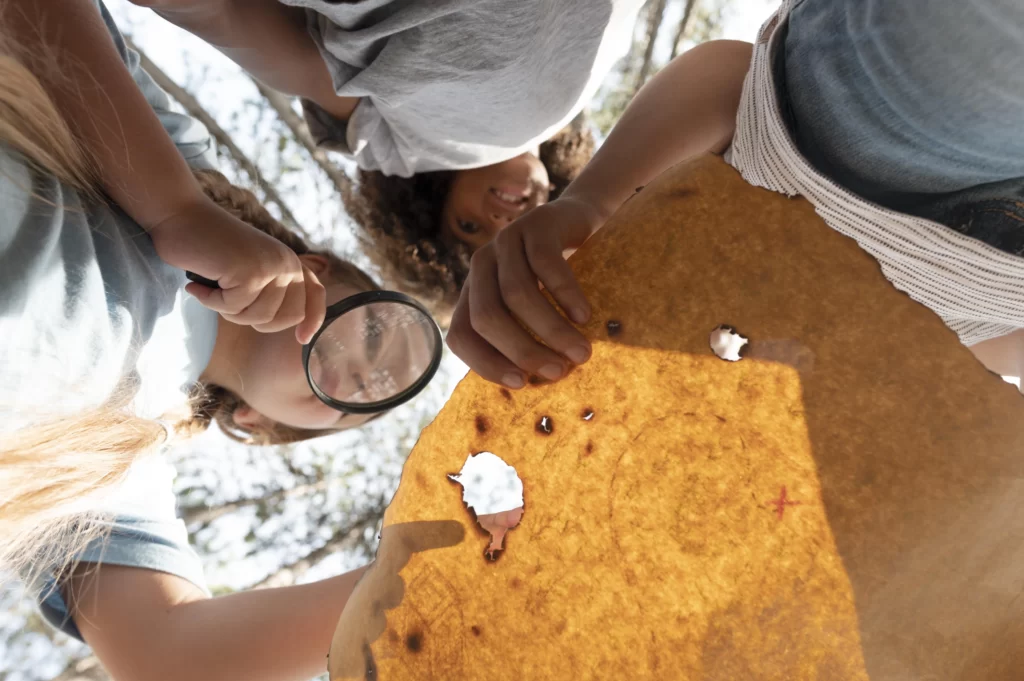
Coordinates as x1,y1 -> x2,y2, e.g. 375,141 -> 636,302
302,290 -> 443,415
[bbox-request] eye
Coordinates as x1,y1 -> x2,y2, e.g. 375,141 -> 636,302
457,220 -> 480,235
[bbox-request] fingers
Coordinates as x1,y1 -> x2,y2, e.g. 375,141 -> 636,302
447,280 -> 527,389
465,248 -> 571,381
224,278 -> 290,329
524,230 -> 591,324
494,229 -> 591,366
184,281 -> 215,303
192,271 -> 311,336
295,264 -> 327,345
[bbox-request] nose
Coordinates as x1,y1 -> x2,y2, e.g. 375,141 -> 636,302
486,211 -> 516,232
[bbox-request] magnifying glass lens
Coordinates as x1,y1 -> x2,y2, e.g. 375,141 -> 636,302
307,300 -> 439,407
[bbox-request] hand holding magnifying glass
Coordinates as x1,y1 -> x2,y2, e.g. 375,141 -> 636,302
188,272 -> 443,414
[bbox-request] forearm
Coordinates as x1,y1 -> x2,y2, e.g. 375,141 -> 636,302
5,0 -> 204,228
73,565 -> 368,681
564,40 -> 753,227
138,0 -> 352,118
162,570 -> 367,681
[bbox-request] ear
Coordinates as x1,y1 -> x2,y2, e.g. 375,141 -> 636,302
298,253 -> 331,277
232,404 -> 270,431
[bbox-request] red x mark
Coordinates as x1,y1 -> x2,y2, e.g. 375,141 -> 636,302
766,485 -> 801,520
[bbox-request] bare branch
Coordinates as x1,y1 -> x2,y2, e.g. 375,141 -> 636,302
180,478 -> 333,527
123,36 -> 303,232
670,0 -> 700,60
249,501 -> 385,590
634,0 -> 669,90
51,655 -> 109,681
247,81 -> 353,197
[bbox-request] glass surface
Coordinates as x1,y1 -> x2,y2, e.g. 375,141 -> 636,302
307,301 -> 438,405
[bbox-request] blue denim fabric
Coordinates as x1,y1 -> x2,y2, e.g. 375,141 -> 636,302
779,0 -> 1024,255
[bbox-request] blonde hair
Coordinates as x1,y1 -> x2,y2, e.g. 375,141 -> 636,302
0,44 -> 377,588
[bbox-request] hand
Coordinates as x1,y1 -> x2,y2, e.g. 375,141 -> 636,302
446,196 -> 608,388
148,196 -> 326,344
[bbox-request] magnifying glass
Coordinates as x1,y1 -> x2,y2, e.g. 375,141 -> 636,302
187,272 -> 443,414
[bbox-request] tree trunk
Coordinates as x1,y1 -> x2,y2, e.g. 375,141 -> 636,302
634,0 -> 670,91
248,81 -> 353,198
124,36 -> 303,233
670,0 -> 700,60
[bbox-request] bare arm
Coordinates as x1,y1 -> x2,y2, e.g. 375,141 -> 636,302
446,40 -> 754,386
564,39 -> 753,227
68,563 -> 366,681
129,0 -> 357,120
4,0 -> 207,227
5,0 -> 326,342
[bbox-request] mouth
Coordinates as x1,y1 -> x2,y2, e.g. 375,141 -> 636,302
489,186 -> 531,210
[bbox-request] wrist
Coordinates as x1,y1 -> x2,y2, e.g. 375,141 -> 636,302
135,182 -> 209,234
557,190 -> 615,237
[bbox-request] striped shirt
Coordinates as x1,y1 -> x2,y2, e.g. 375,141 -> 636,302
727,2 -> 1024,346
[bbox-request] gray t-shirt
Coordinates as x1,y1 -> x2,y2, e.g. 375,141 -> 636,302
1,1 -> 218,639
292,0 -> 645,176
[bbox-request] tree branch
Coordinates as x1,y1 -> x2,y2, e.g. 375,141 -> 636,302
249,501 -> 385,590
51,655 -> 110,681
123,36 -> 303,232
670,0 -> 700,60
634,0 -> 669,91
248,80 -> 353,197
180,478 -> 333,527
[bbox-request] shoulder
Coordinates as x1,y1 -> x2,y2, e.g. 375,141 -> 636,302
35,454 -> 209,640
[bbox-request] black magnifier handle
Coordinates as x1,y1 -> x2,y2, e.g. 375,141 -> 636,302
186,271 -> 220,289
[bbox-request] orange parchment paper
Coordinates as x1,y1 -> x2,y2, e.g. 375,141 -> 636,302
329,155 -> 1024,681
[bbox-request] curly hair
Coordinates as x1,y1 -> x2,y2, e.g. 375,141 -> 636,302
342,118 -> 596,324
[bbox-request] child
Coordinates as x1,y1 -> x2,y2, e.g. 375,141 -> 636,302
128,0 -> 642,312
342,118 -> 595,320
1,4 -> 404,679
445,0 -> 1024,389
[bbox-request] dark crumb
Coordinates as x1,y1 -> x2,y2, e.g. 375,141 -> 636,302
606,320 -> 622,337
535,415 -> 554,435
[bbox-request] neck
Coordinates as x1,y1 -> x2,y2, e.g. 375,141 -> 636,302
199,317 -> 250,394
315,95 -> 360,124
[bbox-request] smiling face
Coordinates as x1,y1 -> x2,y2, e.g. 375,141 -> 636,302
440,152 -> 553,250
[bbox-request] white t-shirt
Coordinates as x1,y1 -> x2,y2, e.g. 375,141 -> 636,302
295,0 -> 646,176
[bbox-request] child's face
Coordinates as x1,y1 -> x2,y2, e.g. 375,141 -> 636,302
441,152 -> 553,250
232,279 -> 382,433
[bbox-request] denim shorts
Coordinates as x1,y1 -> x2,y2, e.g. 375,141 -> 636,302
779,0 -> 1024,256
